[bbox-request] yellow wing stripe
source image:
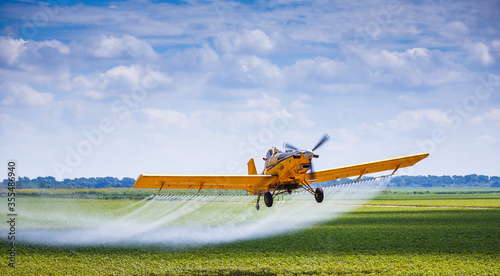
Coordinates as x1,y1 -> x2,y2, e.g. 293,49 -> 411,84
307,152 -> 429,183
133,174 -> 278,191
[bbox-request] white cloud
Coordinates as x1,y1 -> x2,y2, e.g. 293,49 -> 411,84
69,64 -> 171,100
219,54 -> 282,85
439,21 -> 468,38
78,90 -> 106,101
388,109 -> 451,131
138,108 -> 188,130
0,37 -> 70,68
485,109 -> 500,122
1,82 -> 54,107
83,34 -> 157,60
492,40 -> 500,53
102,64 -> 170,90
468,109 -> 500,126
285,57 -> 347,84
215,29 -> 275,55
281,48 -> 469,92
38,40 -> 71,54
359,48 -> 468,86
466,41 -> 494,66
166,45 -> 220,71
0,36 -> 27,65
290,99 -> 309,110
0,113 -> 16,127
474,134 -> 498,145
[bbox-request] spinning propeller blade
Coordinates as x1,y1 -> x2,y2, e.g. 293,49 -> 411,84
312,133 -> 330,151
309,133 -> 330,181
283,142 -> 298,151
309,160 -> 317,181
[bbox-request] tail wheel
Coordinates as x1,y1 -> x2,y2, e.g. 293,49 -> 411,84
315,187 -> 324,203
264,191 -> 273,207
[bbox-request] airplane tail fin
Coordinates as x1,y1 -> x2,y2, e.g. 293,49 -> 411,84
247,158 -> 258,175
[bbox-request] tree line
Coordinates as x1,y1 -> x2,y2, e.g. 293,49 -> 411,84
388,174 -> 500,188
1,174 -> 499,189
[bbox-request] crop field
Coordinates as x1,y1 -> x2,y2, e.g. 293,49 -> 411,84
1,188 -> 499,275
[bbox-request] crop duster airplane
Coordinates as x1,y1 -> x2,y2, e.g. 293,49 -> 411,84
134,134 -> 429,210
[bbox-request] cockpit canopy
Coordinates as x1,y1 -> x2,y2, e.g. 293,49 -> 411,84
265,147 -> 282,160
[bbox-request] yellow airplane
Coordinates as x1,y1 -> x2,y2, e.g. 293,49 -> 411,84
133,134 -> 429,210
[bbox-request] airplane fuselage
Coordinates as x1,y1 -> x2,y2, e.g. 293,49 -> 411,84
258,147 -> 315,193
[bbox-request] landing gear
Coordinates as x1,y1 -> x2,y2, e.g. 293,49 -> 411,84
315,187 -> 324,203
255,192 -> 274,210
264,191 -> 273,207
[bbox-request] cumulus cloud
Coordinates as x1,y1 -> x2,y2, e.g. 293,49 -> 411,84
281,48 -> 469,92
70,64 -> 171,100
466,41 -> 494,66
1,82 -> 54,107
0,36 -> 70,68
388,109 -> 451,131
284,57 -> 348,86
138,108 -> 188,130
439,21 -> 468,39
102,64 -> 170,90
166,45 -> 220,71
492,40 -> 500,53
485,109 -> 500,122
358,48 -> 468,86
0,36 -> 26,66
290,95 -> 310,110
215,29 -> 275,55
474,134 -> 498,145
468,109 -> 500,126
82,34 -> 157,60
217,54 -> 282,85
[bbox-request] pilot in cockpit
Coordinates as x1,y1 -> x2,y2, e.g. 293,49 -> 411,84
265,147 -> 282,160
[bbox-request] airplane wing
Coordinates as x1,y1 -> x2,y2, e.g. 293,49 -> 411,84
133,174 -> 278,191
306,152 -> 429,183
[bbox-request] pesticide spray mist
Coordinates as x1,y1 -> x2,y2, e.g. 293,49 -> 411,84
8,177 -> 390,246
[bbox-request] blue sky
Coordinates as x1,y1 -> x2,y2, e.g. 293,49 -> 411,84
1,0 -> 499,180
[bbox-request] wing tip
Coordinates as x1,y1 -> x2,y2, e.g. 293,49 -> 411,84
415,152 -> 430,161
132,174 -> 144,188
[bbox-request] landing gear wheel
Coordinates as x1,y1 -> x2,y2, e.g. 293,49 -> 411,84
264,191 -> 273,207
255,203 -> 260,210
315,187 -> 324,203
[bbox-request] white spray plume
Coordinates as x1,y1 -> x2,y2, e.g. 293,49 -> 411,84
6,177 -> 390,246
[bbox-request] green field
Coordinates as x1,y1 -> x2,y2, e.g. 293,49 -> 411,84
1,190 -> 499,275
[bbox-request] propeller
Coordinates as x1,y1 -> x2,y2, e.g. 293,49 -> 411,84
309,133 -> 330,181
312,133 -> 330,151
283,142 -> 298,151
283,133 -> 330,181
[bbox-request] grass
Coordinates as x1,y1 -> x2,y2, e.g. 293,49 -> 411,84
370,191 -> 500,208
1,190 -> 500,275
